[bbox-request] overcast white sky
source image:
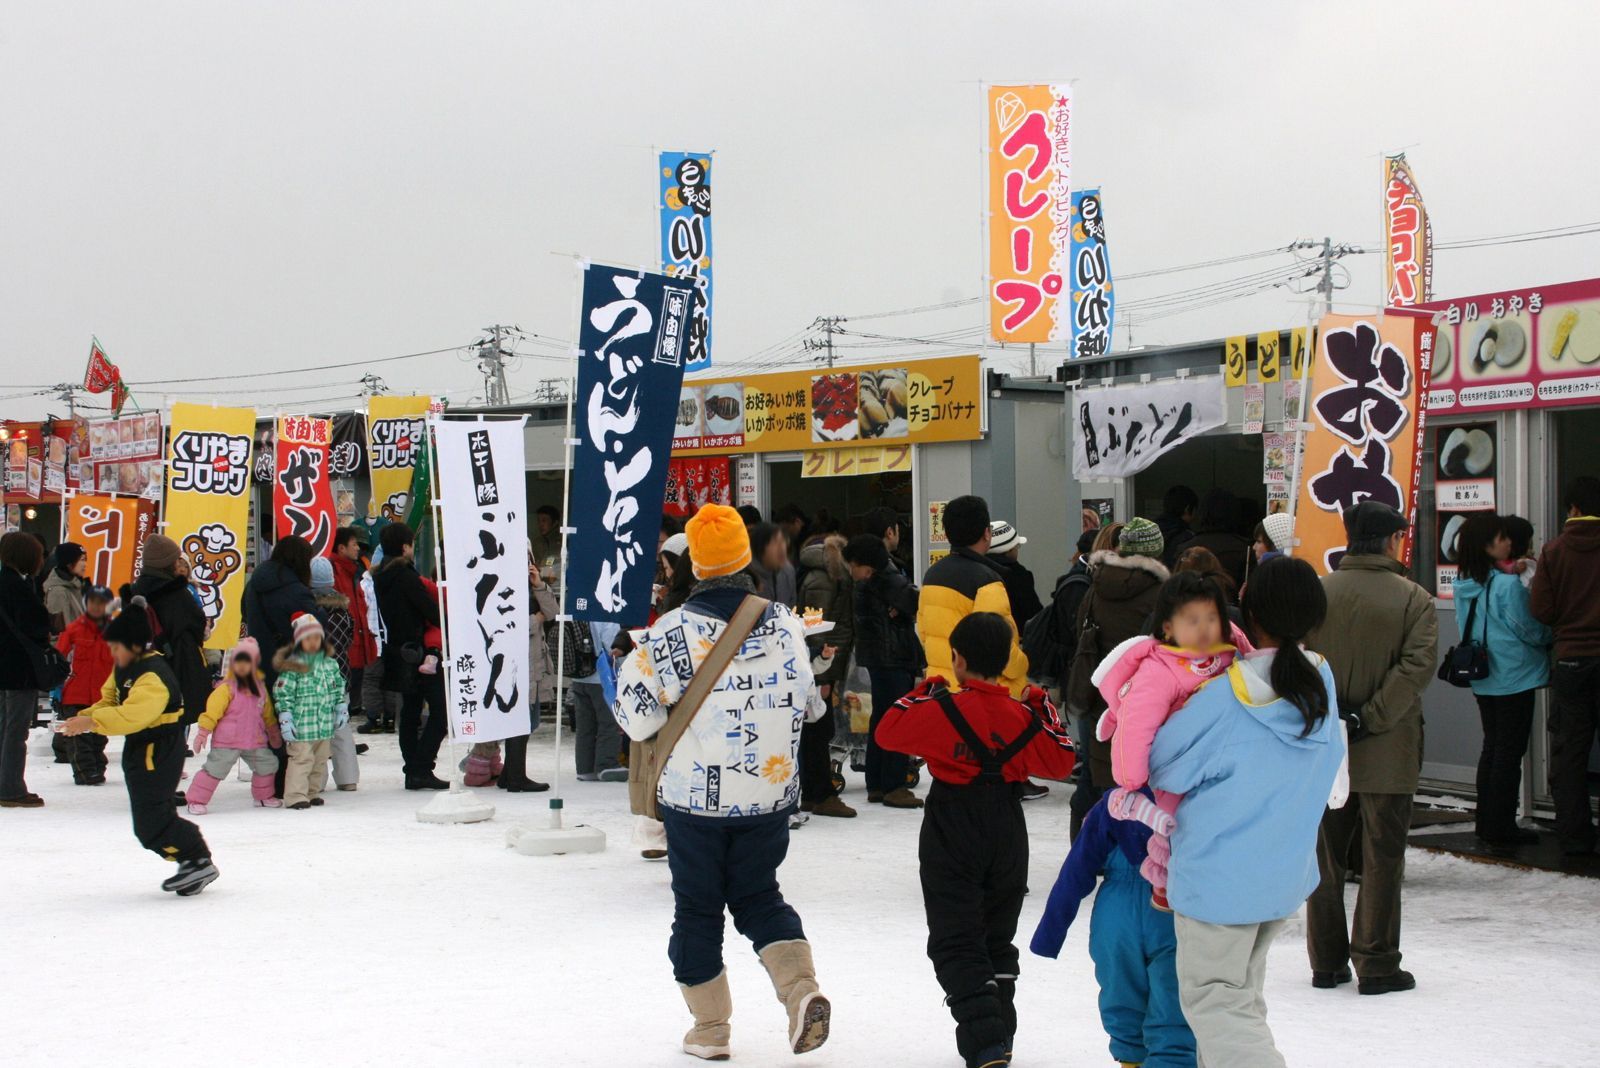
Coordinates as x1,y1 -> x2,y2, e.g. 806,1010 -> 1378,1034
3,0 -> 1598,421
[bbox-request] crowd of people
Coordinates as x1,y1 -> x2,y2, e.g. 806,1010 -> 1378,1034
2,475 -> 1597,1067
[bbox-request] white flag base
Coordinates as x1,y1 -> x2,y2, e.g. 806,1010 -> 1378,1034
416,786 -> 496,825
505,800 -> 606,856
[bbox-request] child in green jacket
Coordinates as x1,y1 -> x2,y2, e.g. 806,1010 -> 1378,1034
273,612 -> 348,810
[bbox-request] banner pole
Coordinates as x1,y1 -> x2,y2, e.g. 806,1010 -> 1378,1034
546,338 -> 582,829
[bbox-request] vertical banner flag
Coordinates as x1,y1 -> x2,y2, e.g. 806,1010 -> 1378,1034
568,264 -> 697,624
366,396 -> 430,521
435,419 -> 531,743
1069,188 -> 1114,358
65,493 -> 155,591
1293,314 -> 1433,574
988,84 -> 1072,344
1383,155 -> 1433,307
164,402 -> 254,649
659,150 -> 713,372
274,416 -> 336,557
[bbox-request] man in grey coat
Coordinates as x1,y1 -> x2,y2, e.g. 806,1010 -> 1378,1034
1306,502 -> 1437,996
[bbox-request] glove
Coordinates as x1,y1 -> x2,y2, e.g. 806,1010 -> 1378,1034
1140,832 -> 1171,889
192,729 -> 210,755
336,703 -> 350,729
1107,787 -> 1176,837
278,709 -> 297,744
1337,700 -> 1368,741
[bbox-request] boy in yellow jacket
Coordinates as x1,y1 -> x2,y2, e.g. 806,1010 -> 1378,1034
60,595 -> 218,896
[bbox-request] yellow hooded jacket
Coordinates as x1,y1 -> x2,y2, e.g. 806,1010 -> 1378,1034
915,546 -> 1029,696
82,652 -> 184,737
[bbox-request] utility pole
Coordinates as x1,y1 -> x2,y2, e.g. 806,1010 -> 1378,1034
475,325 -> 515,406
1028,342 -> 1037,376
360,374 -> 388,396
804,316 -> 844,369
53,383 -> 77,421
1318,236 -> 1335,315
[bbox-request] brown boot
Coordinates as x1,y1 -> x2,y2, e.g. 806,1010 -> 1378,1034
680,971 -> 732,1060
758,939 -> 831,1054
811,796 -> 857,819
881,787 -> 924,809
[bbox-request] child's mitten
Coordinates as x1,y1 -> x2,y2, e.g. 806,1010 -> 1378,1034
1107,787 -> 1176,836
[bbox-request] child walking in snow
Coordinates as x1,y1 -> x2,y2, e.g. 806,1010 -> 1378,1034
58,594 -> 219,896
273,612 -> 348,810
55,585 -> 116,785
186,639 -> 282,813
1092,571 -> 1250,909
1031,789 -> 1196,1068
875,612 -> 1076,1068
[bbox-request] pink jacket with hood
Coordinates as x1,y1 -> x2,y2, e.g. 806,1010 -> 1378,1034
197,637 -> 281,750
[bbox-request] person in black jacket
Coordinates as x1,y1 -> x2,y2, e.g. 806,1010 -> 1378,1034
129,535 -> 212,728
242,535 -> 319,689
371,522 -> 449,790
1186,489 -> 1252,595
0,532 -> 50,807
843,534 -> 925,809
985,520 -> 1043,626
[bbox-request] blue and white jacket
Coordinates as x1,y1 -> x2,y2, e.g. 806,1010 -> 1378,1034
614,579 -> 825,820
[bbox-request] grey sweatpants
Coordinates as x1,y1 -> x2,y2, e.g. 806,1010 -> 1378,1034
328,720 -> 359,787
200,746 -> 279,779
361,659 -> 401,721
1174,913 -> 1288,1068
571,681 -> 618,774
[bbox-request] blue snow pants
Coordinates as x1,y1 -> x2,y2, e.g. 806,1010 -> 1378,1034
1088,851 -> 1197,1067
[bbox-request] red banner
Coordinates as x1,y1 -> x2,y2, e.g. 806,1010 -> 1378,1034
274,416 -> 336,556
662,456 -> 733,517
83,338 -> 121,394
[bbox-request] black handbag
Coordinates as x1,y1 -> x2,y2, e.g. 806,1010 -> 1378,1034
550,619 -> 598,679
1438,575 -> 1492,688
0,601 -> 70,691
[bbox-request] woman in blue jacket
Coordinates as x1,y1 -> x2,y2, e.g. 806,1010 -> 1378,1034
1451,513 -> 1553,848
1149,557 -> 1345,1068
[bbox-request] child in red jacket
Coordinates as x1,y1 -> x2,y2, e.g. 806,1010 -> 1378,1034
876,611 -> 1076,1068
55,585 -> 115,785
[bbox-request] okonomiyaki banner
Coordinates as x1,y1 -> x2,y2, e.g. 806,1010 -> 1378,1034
1383,155 -> 1432,308
1071,376 -> 1226,480
164,402 -> 254,650
660,150 -> 713,372
672,355 -> 982,457
64,493 -> 156,593
366,395 -> 430,520
988,84 -> 1072,344
569,263 -> 696,624
1069,188 -> 1114,358
1293,314 -> 1433,574
273,416 -> 336,557
434,418 -> 531,744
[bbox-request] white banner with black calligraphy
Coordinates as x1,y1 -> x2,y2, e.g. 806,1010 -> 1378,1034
1071,376 -> 1227,480
434,419 -> 531,744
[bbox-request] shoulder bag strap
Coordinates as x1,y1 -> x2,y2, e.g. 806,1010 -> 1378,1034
1460,583 -> 1480,643
648,595 -> 771,803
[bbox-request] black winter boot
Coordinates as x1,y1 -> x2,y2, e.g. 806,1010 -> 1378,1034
948,984 -> 1009,1068
994,977 -> 1017,1063
161,856 -> 220,896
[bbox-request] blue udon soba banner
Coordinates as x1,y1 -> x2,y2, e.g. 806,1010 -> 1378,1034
567,263 -> 697,624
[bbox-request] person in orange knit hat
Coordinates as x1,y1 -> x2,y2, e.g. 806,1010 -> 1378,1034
686,503 -> 753,579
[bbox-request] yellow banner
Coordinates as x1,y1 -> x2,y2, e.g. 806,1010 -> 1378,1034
1289,327 -> 1309,378
366,396 -> 430,519
164,402 -> 254,650
1256,332 -> 1281,382
673,355 -> 982,457
988,84 -> 1071,344
800,443 -> 913,479
1223,336 -> 1248,386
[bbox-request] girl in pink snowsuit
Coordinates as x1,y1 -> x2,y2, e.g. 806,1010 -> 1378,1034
1092,572 -> 1251,909
185,639 -> 283,813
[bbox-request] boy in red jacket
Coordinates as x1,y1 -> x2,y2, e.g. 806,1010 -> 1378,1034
55,585 -> 115,785
876,611 -> 1076,1068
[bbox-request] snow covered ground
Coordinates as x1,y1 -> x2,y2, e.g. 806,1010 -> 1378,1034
8,725 -> 1599,1068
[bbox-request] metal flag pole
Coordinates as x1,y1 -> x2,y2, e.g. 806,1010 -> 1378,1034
417,412 -> 494,825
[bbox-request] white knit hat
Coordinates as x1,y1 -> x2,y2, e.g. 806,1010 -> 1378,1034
1262,511 -> 1295,551
291,611 -> 324,646
988,520 -> 1026,554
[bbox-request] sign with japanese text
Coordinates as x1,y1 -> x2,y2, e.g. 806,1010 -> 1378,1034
987,84 -> 1071,343
435,419 -> 531,743
660,150 -> 713,372
1069,188 -> 1114,358
164,402 -> 254,649
1433,422 -> 1498,600
1293,314 -> 1433,574
800,443 -> 913,479
1223,336 -> 1248,386
672,355 -> 982,457
64,493 -> 155,592
1416,277 -> 1600,414
1383,155 -> 1433,308
366,395 -> 430,521
273,416 -> 336,558
568,263 -> 696,624
1257,331 -> 1281,383
663,456 -> 733,518
1071,376 -> 1227,480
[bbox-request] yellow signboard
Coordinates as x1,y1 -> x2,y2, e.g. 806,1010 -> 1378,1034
164,402 -> 255,650
1257,331 -> 1281,383
800,443 -> 913,479
1223,336 -> 1248,386
673,355 -> 982,457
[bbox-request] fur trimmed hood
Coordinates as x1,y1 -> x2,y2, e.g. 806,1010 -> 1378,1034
272,645 -> 318,675
1088,549 -> 1171,581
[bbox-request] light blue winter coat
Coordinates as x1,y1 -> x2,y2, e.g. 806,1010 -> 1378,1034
1149,652 -> 1345,926
1451,572 -> 1552,696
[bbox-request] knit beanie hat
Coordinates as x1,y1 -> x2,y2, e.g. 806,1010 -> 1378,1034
141,534 -> 182,573
105,596 -> 154,647
686,504 -> 753,579
290,611 -> 324,646
232,636 -> 261,667
1262,511 -> 1295,552
310,555 -> 335,591
54,542 -> 86,573
1118,517 -> 1165,559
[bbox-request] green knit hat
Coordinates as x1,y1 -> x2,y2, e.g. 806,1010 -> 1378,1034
1119,516 -> 1165,559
